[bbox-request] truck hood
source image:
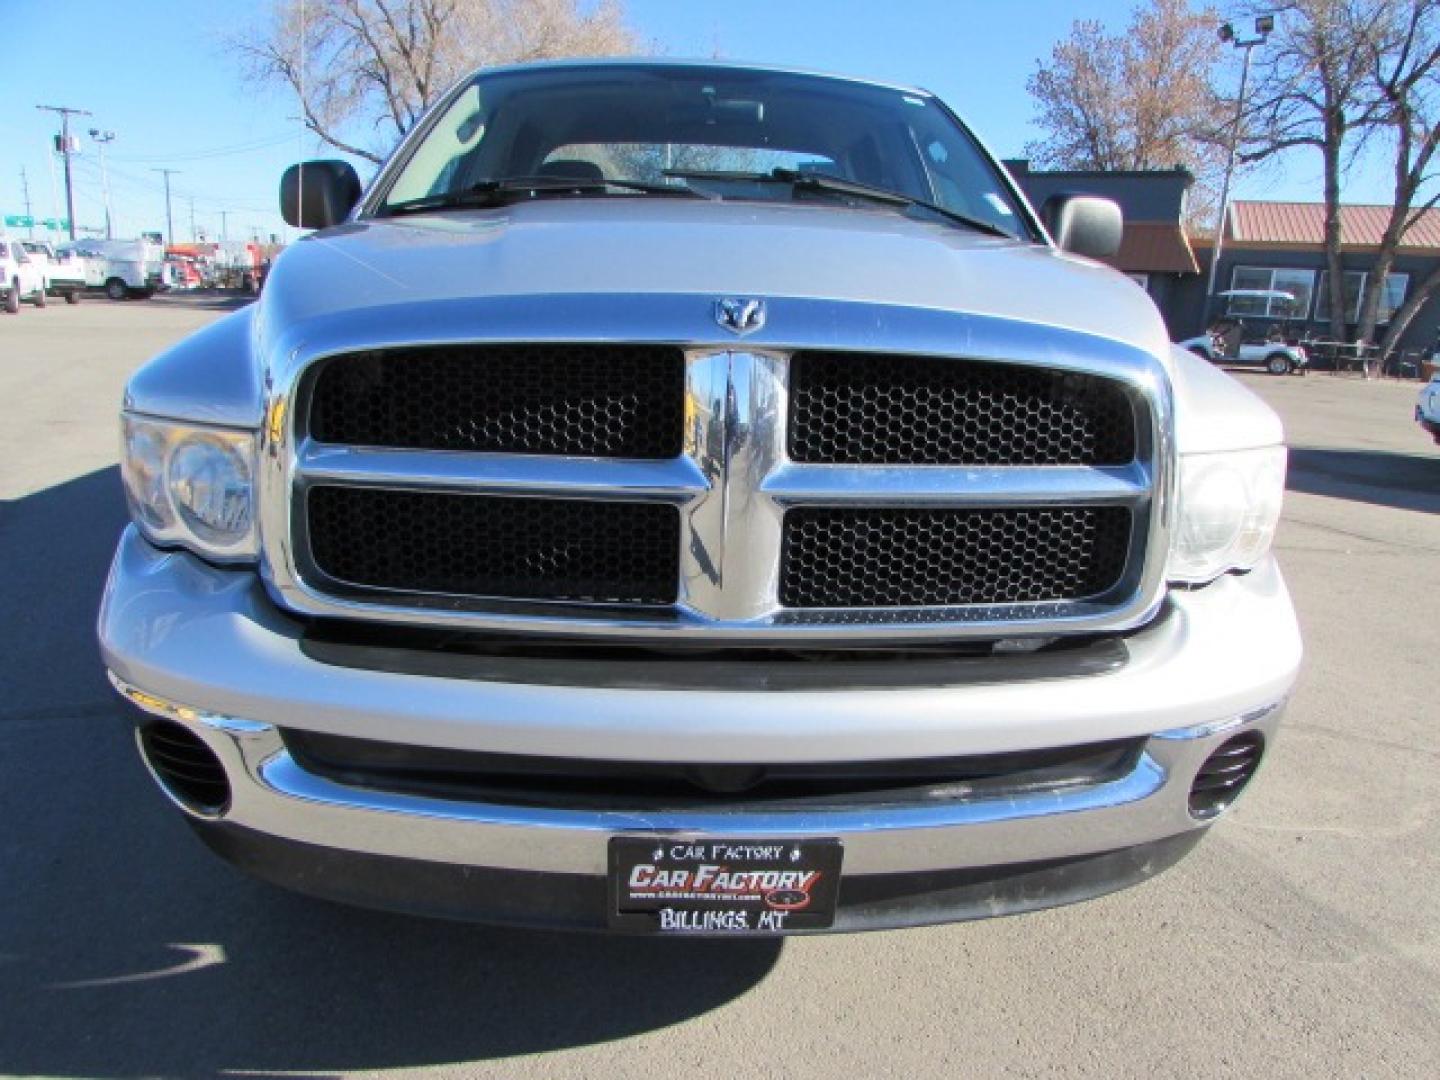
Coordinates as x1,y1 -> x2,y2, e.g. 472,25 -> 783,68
260,199 -> 1171,357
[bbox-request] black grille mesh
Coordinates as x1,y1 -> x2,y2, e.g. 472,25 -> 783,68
308,345 -> 685,458
789,351 -> 1136,465
780,506 -> 1132,608
307,487 -> 680,604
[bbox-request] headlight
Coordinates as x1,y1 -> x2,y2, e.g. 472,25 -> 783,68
120,414 -> 258,562
1168,445 -> 1286,584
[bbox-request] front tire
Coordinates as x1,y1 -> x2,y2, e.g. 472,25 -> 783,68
105,277 -> 128,301
1266,353 -> 1292,376
4,282 -> 19,314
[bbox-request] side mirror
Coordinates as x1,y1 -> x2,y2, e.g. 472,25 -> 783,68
1041,194 -> 1124,259
280,160 -> 362,229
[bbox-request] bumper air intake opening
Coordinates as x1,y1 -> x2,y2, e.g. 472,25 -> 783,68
138,722 -> 231,816
1188,731 -> 1264,819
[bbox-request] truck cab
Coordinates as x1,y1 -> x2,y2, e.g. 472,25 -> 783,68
1,236 -> 48,313
20,240 -> 85,303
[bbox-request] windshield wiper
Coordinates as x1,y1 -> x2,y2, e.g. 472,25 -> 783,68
662,167 -> 1016,239
382,175 -> 705,217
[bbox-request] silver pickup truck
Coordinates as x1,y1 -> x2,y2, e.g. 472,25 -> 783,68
99,60 -> 1301,934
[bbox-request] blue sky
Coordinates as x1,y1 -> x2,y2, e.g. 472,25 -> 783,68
0,0 -> 1391,244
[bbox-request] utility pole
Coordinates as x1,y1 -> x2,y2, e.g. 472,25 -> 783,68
152,168 -> 180,247
19,167 -> 34,239
89,129 -> 116,239
188,197 -> 197,243
36,104 -> 91,240
220,210 -> 229,242
1204,15 -> 1275,324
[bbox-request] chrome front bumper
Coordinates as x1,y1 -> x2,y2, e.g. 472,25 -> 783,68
100,528 -> 1300,923
116,675 -> 1282,879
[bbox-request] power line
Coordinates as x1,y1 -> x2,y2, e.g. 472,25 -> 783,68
72,156 -> 276,214
109,134 -> 296,164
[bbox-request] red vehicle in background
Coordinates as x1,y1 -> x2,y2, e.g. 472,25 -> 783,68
165,246 -> 206,290
160,242 -> 274,293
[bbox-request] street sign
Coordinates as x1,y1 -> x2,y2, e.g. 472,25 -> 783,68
4,215 -> 34,228
40,218 -> 70,230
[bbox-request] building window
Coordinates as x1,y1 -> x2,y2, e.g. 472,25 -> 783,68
1228,266 -> 1315,318
1126,272 -> 1150,290
1315,271 -> 1409,323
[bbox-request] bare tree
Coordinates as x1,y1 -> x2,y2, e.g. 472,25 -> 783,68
1242,1 -> 1396,343
1356,2 -> 1440,351
233,0 -> 641,165
1025,0 -> 1227,225
1244,2 -> 1440,357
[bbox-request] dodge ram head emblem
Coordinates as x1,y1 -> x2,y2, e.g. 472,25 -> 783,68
715,297 -> 766,336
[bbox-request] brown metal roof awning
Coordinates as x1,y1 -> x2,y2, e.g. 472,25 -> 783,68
1100,221 -> 1200,275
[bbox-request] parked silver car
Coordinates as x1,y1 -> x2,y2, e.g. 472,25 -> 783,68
99,61 -> 1300,934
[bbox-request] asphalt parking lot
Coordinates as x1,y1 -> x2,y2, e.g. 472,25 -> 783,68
1,296 -> 1437,1078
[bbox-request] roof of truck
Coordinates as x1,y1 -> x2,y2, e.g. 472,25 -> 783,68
463,58 -> 933,100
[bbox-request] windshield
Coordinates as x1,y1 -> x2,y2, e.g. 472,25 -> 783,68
376,64 -> 1033,239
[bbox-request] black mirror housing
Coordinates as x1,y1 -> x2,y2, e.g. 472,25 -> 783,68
1041,194 -> 1124,260
280,160 -> 362,230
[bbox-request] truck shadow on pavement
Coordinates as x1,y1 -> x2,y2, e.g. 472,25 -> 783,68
1286,446 -> 1440,514
0,467 -> 781,1078
128,292 -> 258,314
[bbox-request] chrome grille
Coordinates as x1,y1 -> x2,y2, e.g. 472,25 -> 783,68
266,316 -> 1168,643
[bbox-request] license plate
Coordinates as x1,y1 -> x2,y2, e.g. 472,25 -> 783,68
608,836 -> 843,933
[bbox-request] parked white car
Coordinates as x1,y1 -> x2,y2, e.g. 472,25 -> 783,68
1,237 -> 48,313
20,240 -> 86,303
1417,371 -> 1440,445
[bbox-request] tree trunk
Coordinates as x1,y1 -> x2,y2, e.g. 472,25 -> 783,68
1356,253 -> 1398,347
1378,262 -> 1440,358
1321,115 -> 1349,346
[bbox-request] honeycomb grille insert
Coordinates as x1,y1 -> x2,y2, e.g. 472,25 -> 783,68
307,487 -> 680,605
789,351 -> 1136,465
307,344 -> 685,458
780,507 -> 1133,609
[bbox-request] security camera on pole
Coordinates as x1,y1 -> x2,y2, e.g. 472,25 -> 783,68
89,129 -> 117,239
1204,14 -> 1275,327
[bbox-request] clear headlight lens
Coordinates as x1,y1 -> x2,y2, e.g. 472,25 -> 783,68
1169,445 -> 1286,584
121,414 -> 258,561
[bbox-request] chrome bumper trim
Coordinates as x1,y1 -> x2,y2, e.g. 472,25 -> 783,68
114,671 -> 1284,877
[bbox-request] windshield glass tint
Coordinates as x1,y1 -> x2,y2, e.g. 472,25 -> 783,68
379,65 -> 1031,237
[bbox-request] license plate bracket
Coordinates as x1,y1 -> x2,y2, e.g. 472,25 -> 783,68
608,836 -> 843,934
